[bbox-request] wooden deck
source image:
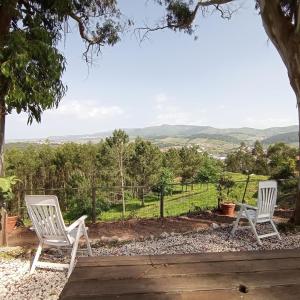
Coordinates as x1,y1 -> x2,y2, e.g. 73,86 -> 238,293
59,249 -> 300,299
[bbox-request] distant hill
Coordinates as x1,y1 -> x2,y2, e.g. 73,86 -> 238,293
7,124 -> 298,154
262,131 -> 298,145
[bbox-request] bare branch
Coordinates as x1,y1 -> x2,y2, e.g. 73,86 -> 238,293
134,24 -> 170,43
68,12 -> 104,62
198,0 -> 234,7
213,2 -> 241,20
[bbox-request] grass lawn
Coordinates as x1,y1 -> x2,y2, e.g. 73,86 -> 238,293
99,173 -> 269,221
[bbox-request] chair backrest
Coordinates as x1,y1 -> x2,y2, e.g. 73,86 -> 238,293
257,180 -> 277,218
25,195 -> 70,245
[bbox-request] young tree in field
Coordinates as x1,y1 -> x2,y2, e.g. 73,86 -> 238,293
128,138 -> 162,205
96,141 -> 119,187
225,142 -> 255,174
145,0 -> 300,223
179,146 -> 202,185
106,130 -> 129,218
196,155 -> 222,183
163,148 -> 182,177
155,167 -> 175,196
0,0 -> 124,176
252,140 -> 269,175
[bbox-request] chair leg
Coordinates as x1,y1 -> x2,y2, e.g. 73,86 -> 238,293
83,225 -> 93,256
270,219 -> 281,240
248,218 -> 262,246
231,209 -> 243,236
67,224 -> 82,278
30,242 -> 43,274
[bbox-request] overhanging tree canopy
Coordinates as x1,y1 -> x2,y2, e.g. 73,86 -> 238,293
0,0 -> 125,175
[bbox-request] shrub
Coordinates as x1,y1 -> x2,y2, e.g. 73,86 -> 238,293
64,196 -> 111,222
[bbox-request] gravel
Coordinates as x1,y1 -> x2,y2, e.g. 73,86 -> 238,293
1,224 -> 300,300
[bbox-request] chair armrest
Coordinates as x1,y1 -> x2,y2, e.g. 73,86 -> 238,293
66,215 -> 88,232
237,203 -> 258,210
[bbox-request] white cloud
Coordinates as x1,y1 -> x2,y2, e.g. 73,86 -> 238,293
151,93 -> 206,125
49,100 -> 124,120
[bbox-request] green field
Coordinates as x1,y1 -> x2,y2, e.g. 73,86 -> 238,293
99,173 -> 269,221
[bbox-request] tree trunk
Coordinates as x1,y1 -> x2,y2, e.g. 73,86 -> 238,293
259,0 -> 300,224
0,95 -> 5,176
294,103 -> 300,224
0,1 -> 17,245
0,92 -> 6,246
119,148 -> 125,219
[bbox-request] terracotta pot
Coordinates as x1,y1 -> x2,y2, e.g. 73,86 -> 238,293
6,216 -> 18,234
221,203 -> 236,217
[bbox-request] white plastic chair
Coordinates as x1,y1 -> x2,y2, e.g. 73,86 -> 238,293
231,180 -> 281,245
25,195 -> 93,278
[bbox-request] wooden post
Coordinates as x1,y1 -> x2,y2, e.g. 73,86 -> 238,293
141,188 -> 145,207
91,187 -> 96,224
242,174 -> 250,204
0,207 -> 7,246
160,187 -> 164,218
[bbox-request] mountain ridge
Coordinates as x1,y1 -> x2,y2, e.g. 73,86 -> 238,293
7,124 -> 298,154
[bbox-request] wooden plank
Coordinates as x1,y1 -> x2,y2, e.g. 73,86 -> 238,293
76,255 -> 152,267
60,289 -> 246,300
76,249 -> 300,267
60,269 -> 300,298
70,257 -> 300,282
60,284 -> 300,300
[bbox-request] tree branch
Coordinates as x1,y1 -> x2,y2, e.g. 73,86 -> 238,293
68,12 -> 104,62
136,0 -> 236,42
198,0 -> 234,7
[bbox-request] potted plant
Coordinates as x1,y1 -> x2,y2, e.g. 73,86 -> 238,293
217,175 -> 236,217
0,176 -> 20,234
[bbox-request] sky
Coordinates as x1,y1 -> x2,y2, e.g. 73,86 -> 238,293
7,0 -> 298,140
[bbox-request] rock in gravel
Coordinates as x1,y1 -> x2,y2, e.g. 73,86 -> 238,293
111,236 -> 120,242
211,223 -> 220,229
160,232 -> 169,238
100,235 -> 110,242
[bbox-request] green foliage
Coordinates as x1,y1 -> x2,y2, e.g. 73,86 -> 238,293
153,167 -> 175,195
2,26 -> 66,123
196,156 -> 222,183
225,142 -> 255,174
163,148 -> 181,176
267,143 -> 297,179
128,137 -> 162,188
0,176 -> 19,203
64,196 -> 111,222
225,141 -> 297,178
179,145 -> 202,183
156,0 -> 198,34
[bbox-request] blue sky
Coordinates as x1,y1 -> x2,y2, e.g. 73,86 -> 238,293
7,1 -> 297,140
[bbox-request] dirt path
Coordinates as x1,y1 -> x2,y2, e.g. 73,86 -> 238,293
7,210 -> 291,248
